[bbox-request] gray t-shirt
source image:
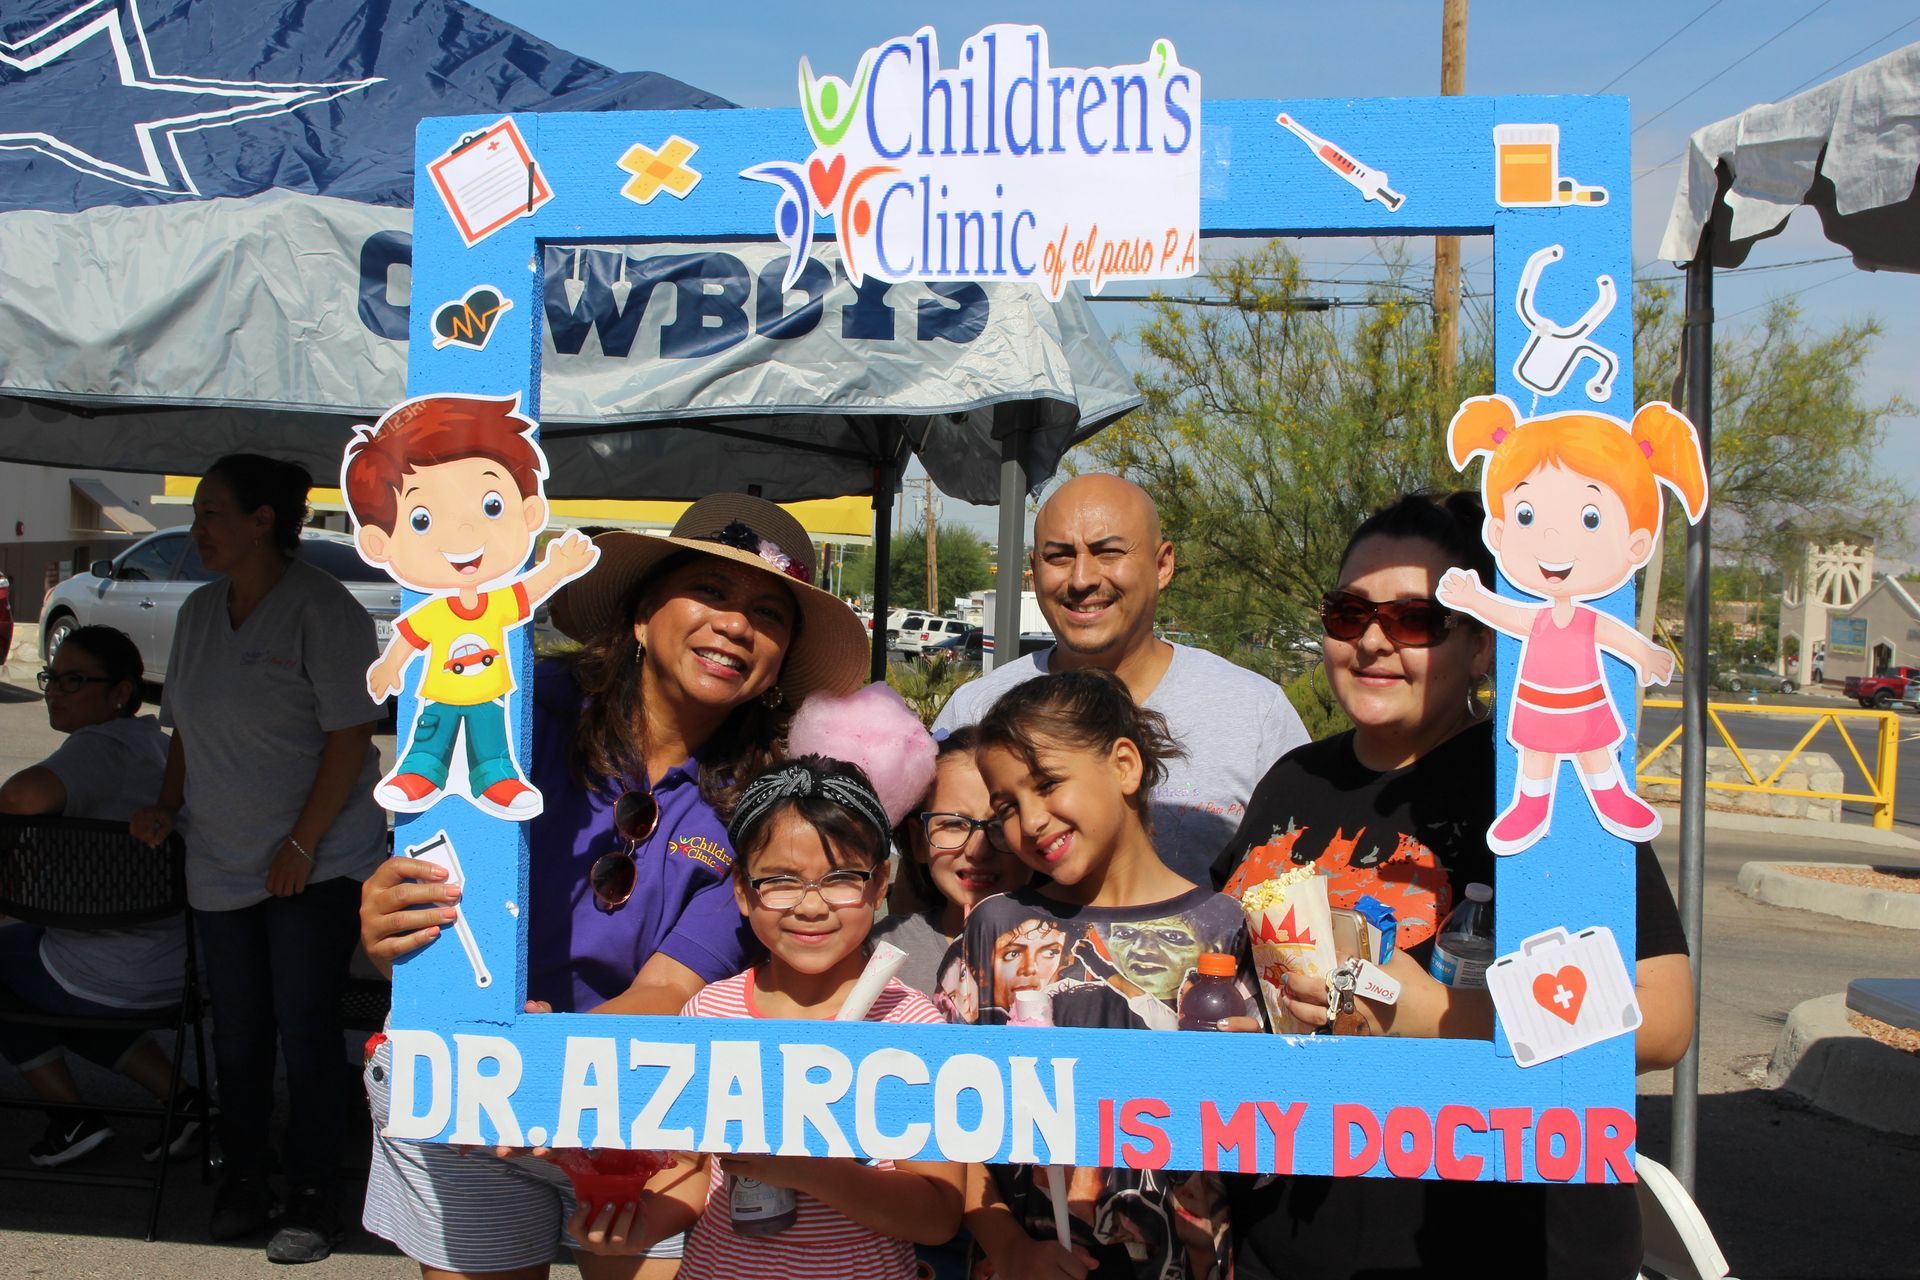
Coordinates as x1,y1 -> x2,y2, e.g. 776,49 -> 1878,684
161,558 -> 387,911
933,643 -> 1309,884
870,908 -> 952,997
37,715 -> 186,1008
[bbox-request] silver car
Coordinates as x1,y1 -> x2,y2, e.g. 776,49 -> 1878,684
40,527 -> 402,682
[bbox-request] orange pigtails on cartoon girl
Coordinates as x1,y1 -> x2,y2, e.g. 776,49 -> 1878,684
1439,394 -> 1709,856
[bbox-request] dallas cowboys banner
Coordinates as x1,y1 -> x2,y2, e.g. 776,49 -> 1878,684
0,0 -> 1137,501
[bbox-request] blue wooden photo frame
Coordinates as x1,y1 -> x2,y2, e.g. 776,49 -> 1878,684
382,27 -> 1646,1185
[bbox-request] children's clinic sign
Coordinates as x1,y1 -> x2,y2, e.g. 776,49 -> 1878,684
389,24 -> 1647,1185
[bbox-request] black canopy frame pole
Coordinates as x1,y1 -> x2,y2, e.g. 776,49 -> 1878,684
993,416 -> 1030,671
869,428 -> 900,684
1674,244 -> 1714,1196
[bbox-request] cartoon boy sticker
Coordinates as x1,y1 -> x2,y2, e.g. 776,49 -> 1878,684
1440,394 -> 1709,856
342,394 -> 598,820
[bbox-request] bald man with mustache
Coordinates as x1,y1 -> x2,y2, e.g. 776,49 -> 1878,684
935,474 -> 1307,883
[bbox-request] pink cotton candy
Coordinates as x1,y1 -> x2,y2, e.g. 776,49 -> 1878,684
787,682 -> 937,826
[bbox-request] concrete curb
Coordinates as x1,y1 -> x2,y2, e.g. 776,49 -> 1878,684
1767,993 -> 1920,1136
1736,861 -> 1920,929
1651,801 -> 1920,851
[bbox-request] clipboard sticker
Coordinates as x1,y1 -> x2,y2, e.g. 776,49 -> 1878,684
427,117 -> 554,247
1486,925 -> 1640,1068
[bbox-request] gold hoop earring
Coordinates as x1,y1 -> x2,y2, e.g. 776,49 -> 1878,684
1467,672 -> 1494,720
1310,662 -> 1335,705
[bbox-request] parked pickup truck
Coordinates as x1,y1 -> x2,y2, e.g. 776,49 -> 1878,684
1844,667 -> 1920,709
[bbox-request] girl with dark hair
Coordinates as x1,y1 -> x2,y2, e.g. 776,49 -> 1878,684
960,668 -> 1258,1280
875,726 -> 1032,999
1210,491 -> 1694,1280
130,456 -> 386,1263
568,753 -> 963,1280
0,626 -> 192,1167
356,493 -> 871,1280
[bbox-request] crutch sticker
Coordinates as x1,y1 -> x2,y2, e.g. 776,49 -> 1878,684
1485,925 -> 1640,1067
405,830 -> 493,989
1276,113 -> 1405,211
1513,244 -> 1618,403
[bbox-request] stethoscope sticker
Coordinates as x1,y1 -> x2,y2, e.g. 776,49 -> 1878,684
1513,244 -> 1618,404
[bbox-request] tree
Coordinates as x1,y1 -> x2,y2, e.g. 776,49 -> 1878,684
1633,280 -> 1911,599
841,522 -> 994,613
1071,241 -> 1493,653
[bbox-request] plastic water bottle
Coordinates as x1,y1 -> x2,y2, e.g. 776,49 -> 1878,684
728,1174 -> 798,1237
1178,953 -> 1250,1029
1429,882 -> 1495,989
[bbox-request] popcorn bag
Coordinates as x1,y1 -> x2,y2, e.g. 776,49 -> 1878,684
1241,865 -> 1338,1034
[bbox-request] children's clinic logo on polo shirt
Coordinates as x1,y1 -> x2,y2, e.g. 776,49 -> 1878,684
669,834 -> 730,874
742,24 -> 1201,301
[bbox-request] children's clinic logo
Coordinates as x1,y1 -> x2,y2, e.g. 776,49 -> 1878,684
743,25 -> 1201,300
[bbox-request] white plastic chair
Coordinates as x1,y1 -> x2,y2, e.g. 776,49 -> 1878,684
1636,1154 -> 1735,1280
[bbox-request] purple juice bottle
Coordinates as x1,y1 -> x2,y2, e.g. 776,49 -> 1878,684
1178,953 -> 1249,1030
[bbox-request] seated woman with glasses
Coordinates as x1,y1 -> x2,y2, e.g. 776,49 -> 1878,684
357,494 -> 869,1280
1210,492 -> 1694,1280
874,726 -> 1033,1006
0,625 -> 197,1169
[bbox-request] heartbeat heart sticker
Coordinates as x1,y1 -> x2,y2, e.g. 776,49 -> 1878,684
1486,925 -> 1640,1067
432,285 -> 513,351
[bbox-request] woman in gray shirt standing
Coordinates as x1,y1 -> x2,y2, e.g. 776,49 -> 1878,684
133,455 -> 385,1266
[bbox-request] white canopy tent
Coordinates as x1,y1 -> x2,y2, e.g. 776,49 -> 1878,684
1657,39 -> 1920,1192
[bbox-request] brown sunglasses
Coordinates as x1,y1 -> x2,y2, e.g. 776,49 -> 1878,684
589,789 -> 661,913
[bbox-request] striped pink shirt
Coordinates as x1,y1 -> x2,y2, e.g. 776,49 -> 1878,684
677,971 -> 946,1280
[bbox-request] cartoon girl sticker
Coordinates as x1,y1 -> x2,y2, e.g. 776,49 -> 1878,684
1439,394 -> 1709,856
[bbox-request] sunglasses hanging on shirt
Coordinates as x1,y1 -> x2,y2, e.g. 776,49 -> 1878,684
589,787 -> 660,914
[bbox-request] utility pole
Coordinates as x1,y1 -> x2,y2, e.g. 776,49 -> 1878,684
924,476 -> 940,616
1434,0 -> 1468,389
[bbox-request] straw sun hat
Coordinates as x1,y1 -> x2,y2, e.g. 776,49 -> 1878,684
550,493 -> 868,702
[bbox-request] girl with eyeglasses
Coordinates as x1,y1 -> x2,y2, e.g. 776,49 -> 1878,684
356,494 -> 869,1280
873,726 -> 1033,1006
1208,492 -> 1694,1280
568,754 -> 963,1280
0,626 -> 195,1170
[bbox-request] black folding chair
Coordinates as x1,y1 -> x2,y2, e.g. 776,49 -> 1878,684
0,815 -> 210,1241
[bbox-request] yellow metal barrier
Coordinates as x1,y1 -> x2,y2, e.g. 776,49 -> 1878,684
1635,699 -> 1901,829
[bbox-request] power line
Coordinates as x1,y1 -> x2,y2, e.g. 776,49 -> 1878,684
1631,0 -> 1834,135
1778,14 -> 1920,98
1633,15 -> 1920,180
1594,0 -> 1728,93
1717,268 -> 1854,321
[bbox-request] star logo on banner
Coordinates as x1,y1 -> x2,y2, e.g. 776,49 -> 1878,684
0,0 -> 382,196
617,135 -> 701,205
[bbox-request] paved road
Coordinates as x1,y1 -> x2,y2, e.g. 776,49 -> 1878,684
1,669 -> 1917,1276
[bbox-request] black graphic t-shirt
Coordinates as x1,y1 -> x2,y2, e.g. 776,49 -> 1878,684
1210,722 -> 1688,1280
1211,720 -> 1499,959
955,886 -> 1256,1280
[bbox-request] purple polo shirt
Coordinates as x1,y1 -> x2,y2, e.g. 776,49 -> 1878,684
526,661 -> 758,1013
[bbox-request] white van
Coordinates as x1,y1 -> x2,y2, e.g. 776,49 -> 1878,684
897,616 -> 968,656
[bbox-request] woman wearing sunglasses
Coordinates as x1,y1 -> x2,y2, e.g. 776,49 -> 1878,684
0,626 -> 196,1169
357,493 -> 868,1280
1209,492 -> 1693,1280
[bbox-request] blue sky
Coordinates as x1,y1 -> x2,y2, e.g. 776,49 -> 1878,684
470,0 -> 1920,547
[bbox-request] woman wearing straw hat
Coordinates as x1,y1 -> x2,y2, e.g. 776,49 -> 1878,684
358,493 -> 869,1280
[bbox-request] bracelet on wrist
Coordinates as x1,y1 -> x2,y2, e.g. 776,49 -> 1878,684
287,836 -> 313,863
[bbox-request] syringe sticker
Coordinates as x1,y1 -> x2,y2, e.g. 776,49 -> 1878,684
1275,113 -> 1406,211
